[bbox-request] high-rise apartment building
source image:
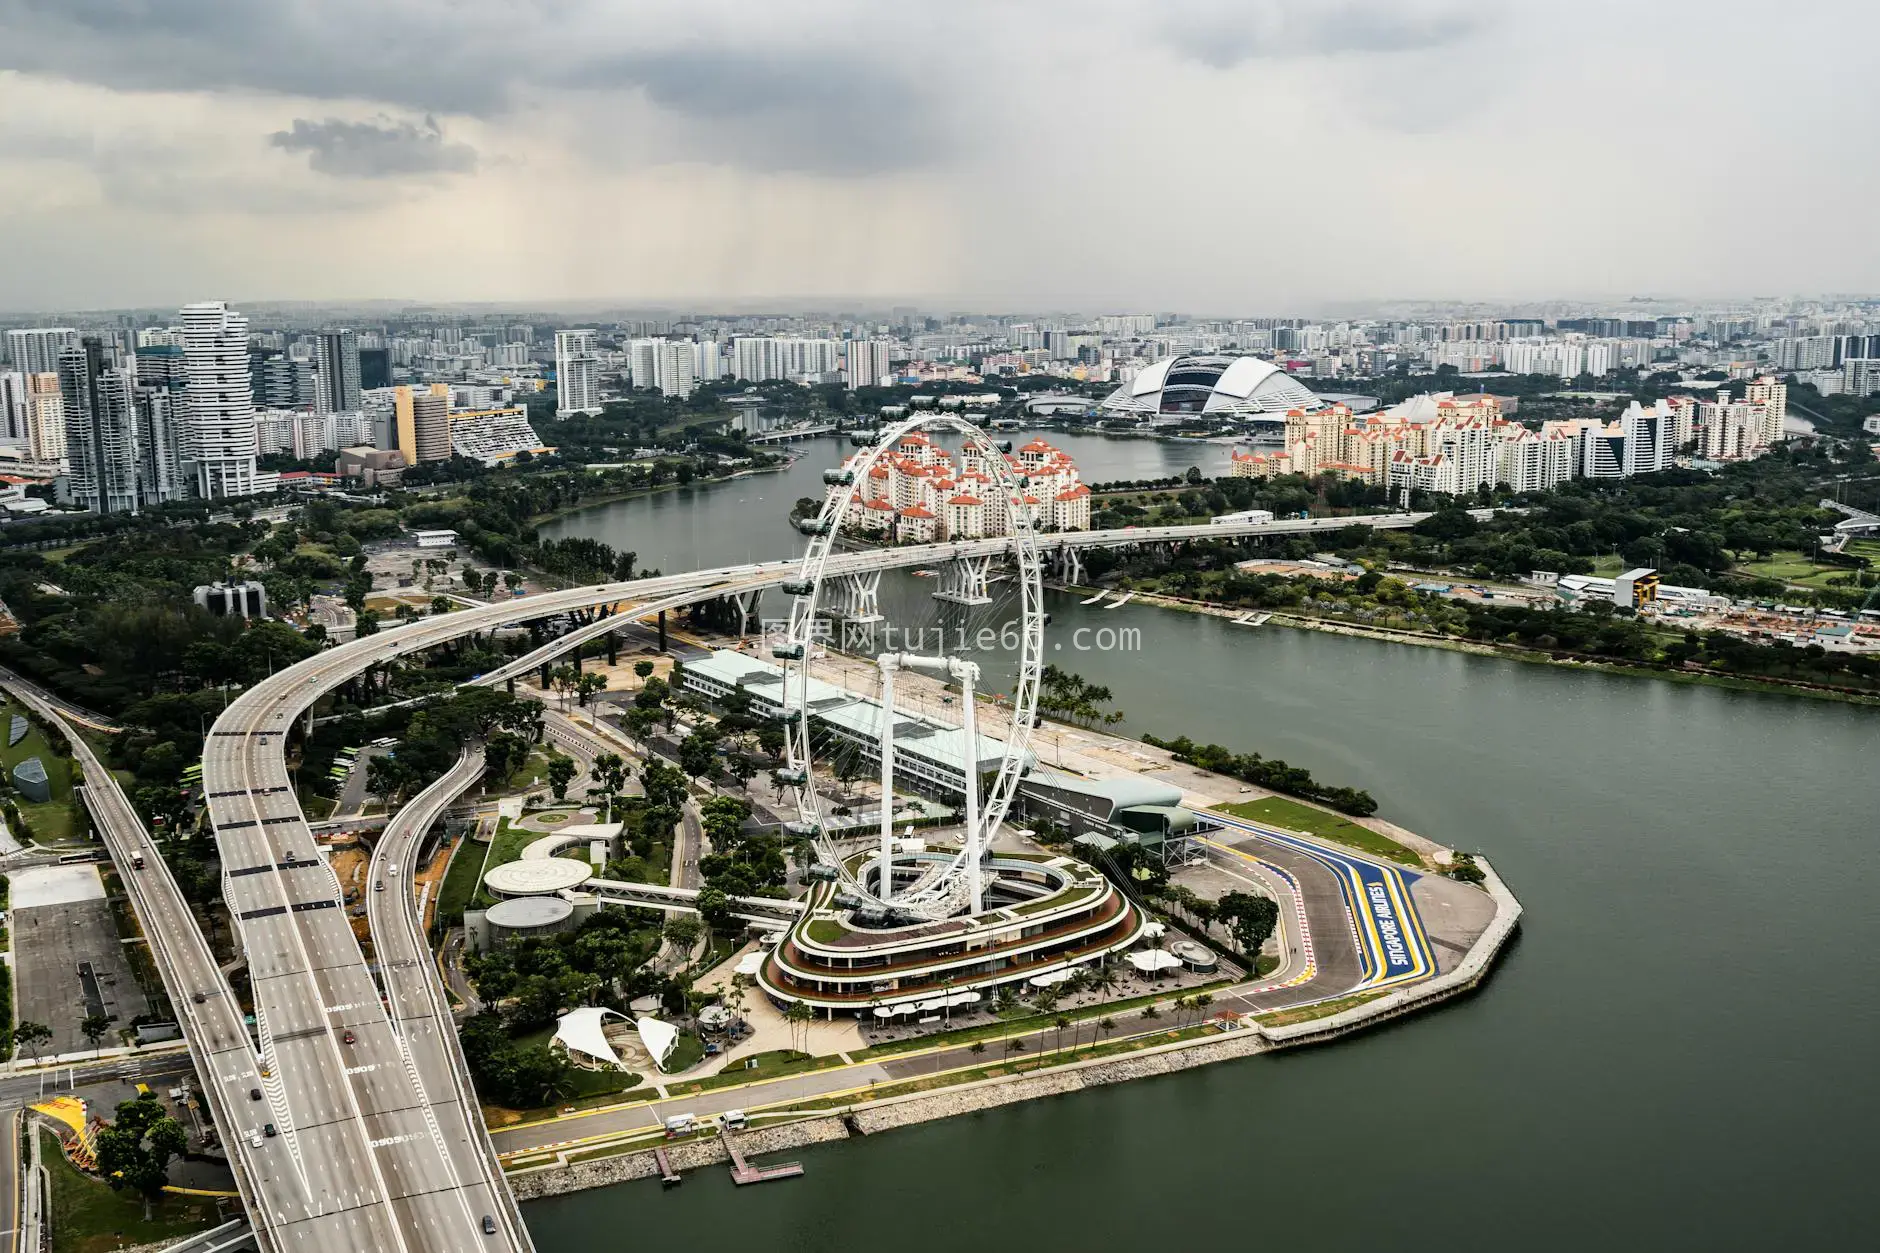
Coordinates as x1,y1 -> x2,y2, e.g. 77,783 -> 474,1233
629,339 -> 699,398
6,328 -> 79,375
1841,359 -> 1880,397
731,337 -> 842,382
358,347 -> 392,390
394,384 -> 453,463
257,355 -> 316,409
134,385 -> 186,505
845,339 -> 894,390
24,373 -> 64,463
57,338 -> 140,514
555,329 -> 602,415
314,329 -> 362,414
0,373 -> 27,446
134,344 -> 186,391
180,301 -> 261,497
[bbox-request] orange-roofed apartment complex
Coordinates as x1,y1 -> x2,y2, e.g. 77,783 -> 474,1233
827,434 -> 1090,543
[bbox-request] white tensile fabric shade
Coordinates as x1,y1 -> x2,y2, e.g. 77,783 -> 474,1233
552,1006 -> 629,1069
636,1016 -> 681,1070
1127,950 -> 1183,973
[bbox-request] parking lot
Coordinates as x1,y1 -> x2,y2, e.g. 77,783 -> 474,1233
9,865 -> 150,1057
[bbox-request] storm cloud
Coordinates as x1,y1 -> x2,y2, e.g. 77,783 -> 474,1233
0,0 -> 1875,311
269,115 -> 477,179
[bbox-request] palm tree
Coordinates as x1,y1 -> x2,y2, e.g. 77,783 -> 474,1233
1053,1015 -> 1072,1058
1097,1017 -> 1116,1051
784,1000 -> 814,1055
1194,991 -> 1215,1027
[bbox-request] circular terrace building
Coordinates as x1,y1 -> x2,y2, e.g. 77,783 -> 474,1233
485,894 -> 576,941
482,856 -> 593,898
758,848 -> 1146,1016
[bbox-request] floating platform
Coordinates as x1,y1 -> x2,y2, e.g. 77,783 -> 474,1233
1105,591 -> 1135,608
721,1129 -> 803,1185
653,1146 -> 681,1187
1079,591 -> 1109,605
1230,612 -> 1271,626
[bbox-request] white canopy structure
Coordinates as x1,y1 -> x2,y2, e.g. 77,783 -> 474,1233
1127,950 -> 1183,973
735,951 -> 765,976
1140,921 -> 1169,939
874,990 -> 981,1018
1028,968 -> 1075,988
551,1006 -> 630,1070
636,1016 -> 681,1071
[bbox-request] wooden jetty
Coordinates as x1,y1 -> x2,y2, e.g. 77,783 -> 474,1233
653,1146 -> 682,1186
721,1129 -> 804,1185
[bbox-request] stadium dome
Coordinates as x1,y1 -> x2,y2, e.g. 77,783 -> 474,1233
1098,355 -> 1322,420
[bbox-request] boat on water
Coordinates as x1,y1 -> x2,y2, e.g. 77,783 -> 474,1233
913,569 -> 938,578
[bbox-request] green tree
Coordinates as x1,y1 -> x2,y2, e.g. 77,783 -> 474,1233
80,1013 -> 111,1056
678,727 -> 720,783
696,885 -> 732,931
94,1093 -> 188,1205
544,753 -> 577,801
633,660 -> 656,681
1216,891 -> 1280,960
13,1020 -> 51,1061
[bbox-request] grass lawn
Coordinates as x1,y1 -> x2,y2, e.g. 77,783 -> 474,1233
1254,989 -> 1387,1028
38,1129 -> 223,1253
467,818 -> 534,910
786,1024 -> 1222,1113
1734,551 -> 1862,591
665,1049 -> 846,1096
434,834 -> 486,926
1212,797 -> 1421,867
664,1031 -> 707,1073
851,978 -> 1235,1060
0,698 -> 82,842
803,918 -> 845,944
1589,553 -> 1628,576
1845,538 -> 1880,562
497,749 -> 554,793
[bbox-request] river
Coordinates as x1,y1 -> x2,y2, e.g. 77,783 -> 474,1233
529,437 -> 1877,1251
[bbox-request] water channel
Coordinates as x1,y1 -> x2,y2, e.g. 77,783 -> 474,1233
529,436 -> 1876,1251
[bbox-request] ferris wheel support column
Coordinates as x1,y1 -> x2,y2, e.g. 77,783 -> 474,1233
960,663 -> 983,913
876,654 -> 899,904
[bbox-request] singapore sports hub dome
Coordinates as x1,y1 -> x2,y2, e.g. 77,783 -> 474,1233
1097,354 -> 1324,421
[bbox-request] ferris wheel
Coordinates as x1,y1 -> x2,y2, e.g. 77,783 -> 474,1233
771,415 -> 1046,922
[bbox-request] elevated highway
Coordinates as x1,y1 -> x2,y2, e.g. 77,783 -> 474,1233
362,749 -> 531,1251
0,681 -> 272,1250
190,508 -> 1452,1246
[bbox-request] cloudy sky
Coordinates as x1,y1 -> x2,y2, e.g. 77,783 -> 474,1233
0,0 -> 1873,314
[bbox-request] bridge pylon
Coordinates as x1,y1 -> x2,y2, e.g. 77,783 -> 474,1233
933,554 -> 994,606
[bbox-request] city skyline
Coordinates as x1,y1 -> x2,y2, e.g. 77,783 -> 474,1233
3,1 -> 1878,312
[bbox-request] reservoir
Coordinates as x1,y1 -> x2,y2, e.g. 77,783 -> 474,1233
530,437 -> 1876,1251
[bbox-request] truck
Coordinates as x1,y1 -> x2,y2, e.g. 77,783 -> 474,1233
131,850 -> 145,870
